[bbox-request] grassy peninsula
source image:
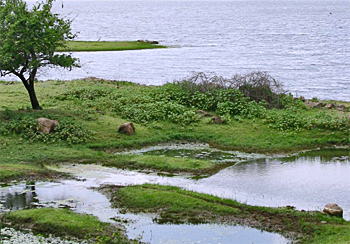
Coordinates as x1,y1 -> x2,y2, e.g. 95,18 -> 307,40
1,73 -> 350,243
57,41 -> 167,52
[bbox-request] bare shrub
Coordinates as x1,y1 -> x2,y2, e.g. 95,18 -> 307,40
171,72 -> 231,93
172,71 -> 286,108
232,71 -> 286,108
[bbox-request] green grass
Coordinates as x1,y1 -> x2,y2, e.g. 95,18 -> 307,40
1,208 -> 138,243
57,41 -> 167,52
110,184 -> 239,223
104,154 -> 223,176
0,161 -> 65,182
105,184 -> 350,243
0,79 -> 349,179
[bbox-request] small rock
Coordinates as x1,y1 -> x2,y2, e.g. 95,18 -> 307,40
323,203 -> 343,217
212,116 -> 222,124
325,103 -> 336,109
335,104 -> 347,111
321,221 -> 327,224
118,122 -> 135,135
37,118 -> 59,133
137,39 -> 159,44
305,101 -> 324,108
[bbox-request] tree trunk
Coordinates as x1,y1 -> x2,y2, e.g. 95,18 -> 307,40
18,68 -> 41,110
27,85 -> 41,110
20,77 -> 41,110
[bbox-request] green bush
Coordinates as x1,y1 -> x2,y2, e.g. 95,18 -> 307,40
265,109 -> 305,131
265,109 -> 350,132
118,101 -> 198,125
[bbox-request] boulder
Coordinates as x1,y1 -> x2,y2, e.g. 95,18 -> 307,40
212,116 -> 222,124
118,122 -> 135,135
37,118 -> 59,133
323,203 -> 343,217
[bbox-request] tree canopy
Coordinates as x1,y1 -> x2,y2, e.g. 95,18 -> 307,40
0,0 -> 79,109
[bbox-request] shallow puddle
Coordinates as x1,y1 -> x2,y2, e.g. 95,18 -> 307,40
0,181 -> 290,244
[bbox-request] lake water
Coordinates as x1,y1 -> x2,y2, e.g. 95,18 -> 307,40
21,0 -> 350,101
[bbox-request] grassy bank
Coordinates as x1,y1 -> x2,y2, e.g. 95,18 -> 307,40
0,162 -> 68,182
57,41 -> 167,52
100,184 -> 350,244
0,77 -> 350,178
1,208 -> 139,243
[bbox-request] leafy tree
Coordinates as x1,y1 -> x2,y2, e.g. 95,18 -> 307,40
0,0 -> 79,109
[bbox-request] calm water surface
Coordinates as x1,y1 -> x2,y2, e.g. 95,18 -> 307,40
18,0 -> 350,101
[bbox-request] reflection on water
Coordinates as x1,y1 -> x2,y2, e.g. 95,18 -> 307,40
0,183 -> 38,211
0,181 -> 290,244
